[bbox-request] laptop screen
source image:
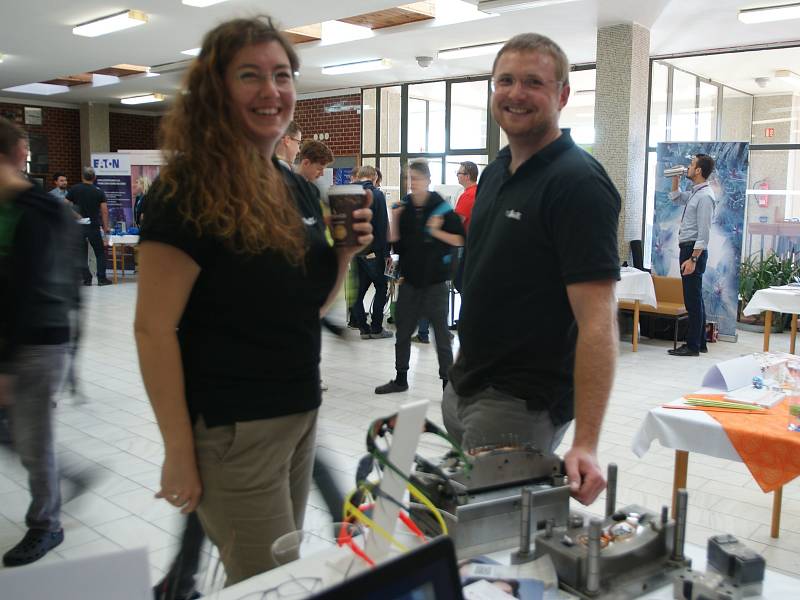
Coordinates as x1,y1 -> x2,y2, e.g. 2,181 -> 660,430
309,536 -> 464,600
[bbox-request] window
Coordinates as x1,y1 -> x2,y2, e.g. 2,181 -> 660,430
671,69 -> 697,141
697,81 -> 718,141
649,62 -> 669,145
408,82 -> 445,153
450,81 -> 488,150
380,86 -> 402,154
561,69 -> 596,146
362,88 -> 376,155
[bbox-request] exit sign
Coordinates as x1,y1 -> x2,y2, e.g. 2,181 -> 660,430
765,127 -> 775,137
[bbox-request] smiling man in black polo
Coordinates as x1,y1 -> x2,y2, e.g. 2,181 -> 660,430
443,33 -> 621,506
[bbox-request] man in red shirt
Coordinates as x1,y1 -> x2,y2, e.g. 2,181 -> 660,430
455,161 -> 479,232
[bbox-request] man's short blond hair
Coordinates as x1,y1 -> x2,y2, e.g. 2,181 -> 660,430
492,33 -> 570,87
355,165 -> 377,180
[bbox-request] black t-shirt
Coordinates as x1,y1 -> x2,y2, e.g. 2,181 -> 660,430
66,183 -> 106,225
450,131 -> 620,426
397,192 -> 464,287
138,161 -> 338,427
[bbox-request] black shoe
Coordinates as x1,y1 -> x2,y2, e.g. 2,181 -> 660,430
83,279 -> 93,286
97,278 -> 113,286
375,380 -> 409,394
153,581 -> 202,600
668,344 -> 699,357
700,346 -> 708,353
2,528 -> 64,566
411,334 -> 429,344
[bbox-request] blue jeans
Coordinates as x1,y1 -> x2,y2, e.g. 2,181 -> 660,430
350,256 -> 388,334
8,345 -> 66,532
679,243 -> 707,352
417,318 -> 429,340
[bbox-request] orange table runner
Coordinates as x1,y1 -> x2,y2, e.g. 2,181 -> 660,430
697,397 -> 800,492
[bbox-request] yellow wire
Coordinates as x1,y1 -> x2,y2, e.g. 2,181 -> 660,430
342,479 -> 449,555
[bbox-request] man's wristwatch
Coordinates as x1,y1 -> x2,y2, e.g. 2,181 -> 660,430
690,256 -> 698,263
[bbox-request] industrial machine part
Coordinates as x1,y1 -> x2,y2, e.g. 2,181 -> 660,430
410,444 -> 570,556
531,465 -> 692,599
674,534 -> 766,599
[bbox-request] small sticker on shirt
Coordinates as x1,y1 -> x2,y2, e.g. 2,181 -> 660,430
302,216 -> 317,226
505,209 -> 522,221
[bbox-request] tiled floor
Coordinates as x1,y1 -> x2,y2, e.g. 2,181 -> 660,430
1,280 -> 799,587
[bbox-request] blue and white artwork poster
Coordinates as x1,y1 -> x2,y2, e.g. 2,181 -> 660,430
652,142 -> 749,339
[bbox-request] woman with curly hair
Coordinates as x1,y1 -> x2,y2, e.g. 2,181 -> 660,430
134,16 -> 372,585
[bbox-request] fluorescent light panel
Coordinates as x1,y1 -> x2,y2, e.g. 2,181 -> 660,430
320,21 -> 374,46
477,0 -> 583,14
73,10 -> 148,38
438,42 -> 505,60
3,82 -> 69,95
121,93 -> 165,105
738,2 -> 800,24
775,69 -> 800,87
322,59 -> 391,75
181,47 -> 201,56
92,73 -> 120,88
182,0 -> 229,6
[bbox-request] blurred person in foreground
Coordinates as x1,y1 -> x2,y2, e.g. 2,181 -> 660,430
0,117 -> 81,566
134,16 -> 371,587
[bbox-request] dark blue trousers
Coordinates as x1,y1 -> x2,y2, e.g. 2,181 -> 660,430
679,243 -> 707,352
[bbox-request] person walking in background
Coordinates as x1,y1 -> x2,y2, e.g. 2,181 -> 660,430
135,17 -> 371,586
375,160 -> 464,395
668,153 -> 715,357
67,167 -> 111,286
0,117 -> 81,566
350,165 -> 392,340
49,172 -> 68,203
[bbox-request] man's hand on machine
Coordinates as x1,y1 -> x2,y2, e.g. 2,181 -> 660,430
564,446 -> 606,505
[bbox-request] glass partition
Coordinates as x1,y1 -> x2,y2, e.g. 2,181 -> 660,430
362,88 -> 376,155
408,82 -> 445,153
380,86 -> 402,154
450,81 -> 488,150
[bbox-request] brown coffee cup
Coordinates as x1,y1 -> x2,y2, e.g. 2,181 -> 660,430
327,185 -> 367,247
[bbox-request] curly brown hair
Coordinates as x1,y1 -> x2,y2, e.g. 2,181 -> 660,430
156,16 -> 306,263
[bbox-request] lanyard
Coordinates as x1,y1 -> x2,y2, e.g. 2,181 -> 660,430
681,183 -> 709,224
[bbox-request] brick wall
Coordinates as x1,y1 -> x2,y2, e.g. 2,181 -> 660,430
0,102 -> 81,186
109,112 -> 162,151
294,94 -> 361,158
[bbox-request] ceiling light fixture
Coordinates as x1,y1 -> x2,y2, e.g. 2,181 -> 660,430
322,59 -> 391,75
738,2 -> 800,24
438,41 -> 505,60
182,0 -> 229,6
0,54 -> 4,63
92,74 -> 120,88
477,0 -> 583,14
320,21 -> 374,46
121,93 -> 165,105
775,69 -> 800,87
73,10 -> 148,38
3,82 -> 69,95
181,47 -> 201,57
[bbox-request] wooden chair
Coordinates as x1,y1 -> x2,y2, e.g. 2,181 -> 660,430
618,276 -> 688,350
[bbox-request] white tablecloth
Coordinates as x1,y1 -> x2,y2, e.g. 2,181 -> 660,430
743,287 -> 800,316
631,394 -> 739,461
617,267 -> 657,307
107,234 -> 139,246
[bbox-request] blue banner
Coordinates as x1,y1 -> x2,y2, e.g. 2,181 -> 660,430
652,142 -> 749,339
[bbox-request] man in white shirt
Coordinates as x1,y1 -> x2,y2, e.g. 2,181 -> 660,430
668,153 -> 715,357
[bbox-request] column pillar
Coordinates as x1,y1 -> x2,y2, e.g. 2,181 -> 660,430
79,102 -> 110,167
593,23 -> 650,261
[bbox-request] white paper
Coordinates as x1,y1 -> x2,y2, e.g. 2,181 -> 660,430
0,547 -> 150,599
702,355 -> 761,391
464,579 -> 518,600
725,385 -> 785,407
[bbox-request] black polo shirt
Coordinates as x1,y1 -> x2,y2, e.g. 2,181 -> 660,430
449,130 -> 620,426
139,160 -> 338,427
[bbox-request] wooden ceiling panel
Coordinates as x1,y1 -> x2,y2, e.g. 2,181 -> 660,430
340,2 -> 435,30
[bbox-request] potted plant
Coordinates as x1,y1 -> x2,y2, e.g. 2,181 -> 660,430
738,251 -> 800,332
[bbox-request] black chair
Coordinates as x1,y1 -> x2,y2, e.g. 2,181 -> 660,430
630,239 -> 649,272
